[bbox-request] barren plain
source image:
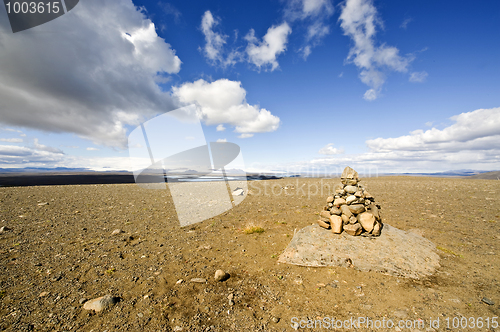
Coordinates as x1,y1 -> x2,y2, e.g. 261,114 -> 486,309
0,176 -> 499,331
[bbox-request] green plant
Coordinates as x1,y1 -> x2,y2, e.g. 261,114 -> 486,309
244,226 -> 264,234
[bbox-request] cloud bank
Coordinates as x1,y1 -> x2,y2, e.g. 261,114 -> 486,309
0,0 -> 181,148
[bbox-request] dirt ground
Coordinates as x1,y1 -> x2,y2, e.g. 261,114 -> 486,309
0,176 -> 499,331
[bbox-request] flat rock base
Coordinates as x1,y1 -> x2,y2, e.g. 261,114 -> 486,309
278,224 -> 440,279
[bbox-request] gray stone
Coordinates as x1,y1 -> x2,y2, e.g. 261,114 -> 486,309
348,204 -> 366,215
333,198 -> 346,206
344,185 -> 358,194
326,196 -> 334,203
349,216 -> 358,224
346,195 -> 357,205
214,270 -> 230,282
340,166 -> 359,184
279,224 -> 440,279
372,222 -> 382,236
340,205 -> 352,218
317,219 -> 330,229
358,212 -> 376,233
368,204 -> 380,221
320,211 -> 331,219
343,223 -> 362,236
83,295 -> 119,312
341,214 -> 350,225
481,297 -> 495,305
354,191 -> 364,198
330,207 -> 341,215
330,215 -> 342,234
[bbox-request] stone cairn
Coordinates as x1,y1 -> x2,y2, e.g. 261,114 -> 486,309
318,166 -> 383,237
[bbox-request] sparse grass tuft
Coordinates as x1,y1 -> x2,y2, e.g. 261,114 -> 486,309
244,226 -> 264,234
437,246 -> 463,258
106,268 -> 116,275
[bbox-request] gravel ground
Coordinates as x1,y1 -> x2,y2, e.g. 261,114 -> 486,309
0,177 -> 499,331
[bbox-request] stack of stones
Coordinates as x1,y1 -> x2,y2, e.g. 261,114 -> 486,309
318,166 -> 383,237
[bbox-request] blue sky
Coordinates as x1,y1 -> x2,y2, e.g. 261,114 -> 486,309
0,0 -> 499,174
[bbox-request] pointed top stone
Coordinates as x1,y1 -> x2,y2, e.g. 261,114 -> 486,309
341,166 -> 359,185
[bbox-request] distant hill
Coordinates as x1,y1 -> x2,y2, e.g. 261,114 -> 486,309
466,171 -> 500,180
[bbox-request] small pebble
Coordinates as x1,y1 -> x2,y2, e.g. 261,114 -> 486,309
481,297 -> 495,305
111,229 -> 124,236
214,270 -> 230,282
190,278 -> 206,283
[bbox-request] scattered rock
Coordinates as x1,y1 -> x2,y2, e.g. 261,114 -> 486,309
344,185 -> 357,194
341,166 -> 359,185
349,204 -> 365,214
271,317 -> 280,323
340,205 -> 352,218
214,270 -> 230,282
319,211 -> 331,219
190,278 -> 207,283
83,295 -> 119,312
333,198 -> 346,206
317,219 -> 330,229
0,226 -> 11,233
343,223 -> 362,236
111,229 -> 124,236
330,215 -> 342,234
37,202 -> 49,206
176,279 -> 184,284
78,298 -> 87,304
39,292 -> 49,297
358,212 -> 376,232
481,297 -> 495,305
330,207 -> 341,215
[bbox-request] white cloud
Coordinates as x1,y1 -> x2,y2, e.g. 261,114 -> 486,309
254,107 -> 500,173
0,0 -> 181,148
425,121 -> 433,127
339,0 -> 414,100
200,11 -> 228,64
238,133 -> 254,139
0,144 -> 65,165
319,143 -> 344,155
0,138 -> 23,143
216,138 -> 227,142
284,0 -> 334,59
400,18 -> 413,29
409,71 -> 428,83
216,124 -> 226,131
245,23 -> 292,71
86,147 -> 100,151
172,79 -> 280,135
33,138 -> 64,154
366,107 -> 500,152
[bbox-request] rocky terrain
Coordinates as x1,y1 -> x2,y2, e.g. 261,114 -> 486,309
0,176 -> 499,331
